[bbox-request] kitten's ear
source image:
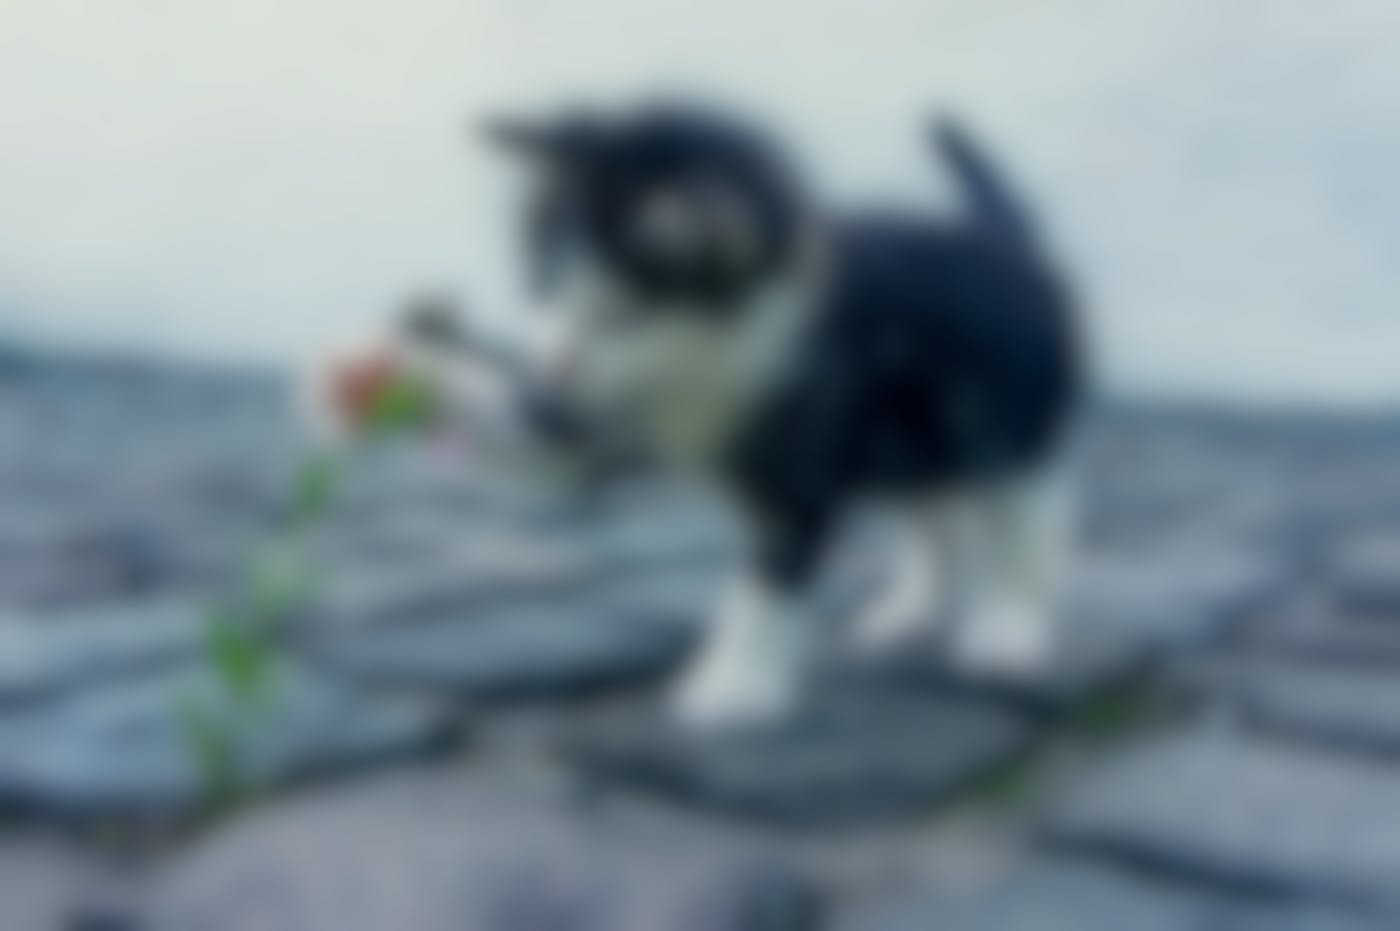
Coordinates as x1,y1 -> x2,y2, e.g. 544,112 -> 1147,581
482,117 -> 555,158
480,114 -> 600,164
399,295 -> 470,349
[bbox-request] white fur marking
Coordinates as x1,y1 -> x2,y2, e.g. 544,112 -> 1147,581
953,468 -> 1074,679
670,572 -> 811,731
544,253 -> 818,470
852,506 -> 947,652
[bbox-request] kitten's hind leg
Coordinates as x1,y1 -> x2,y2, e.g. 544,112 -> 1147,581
851,501 -> 951,652
953,465 -> 1074,678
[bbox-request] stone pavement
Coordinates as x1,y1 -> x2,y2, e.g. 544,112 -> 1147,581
3,358 -> 1400,929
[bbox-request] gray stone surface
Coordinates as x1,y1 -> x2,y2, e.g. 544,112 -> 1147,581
839,861 -> 1389,931
145,777 -> 818,931
304,568 -> 718,700
13,360 -> 1400,927
307,516 -> 729,631
1075,421 -> 1302,554
307,546 -> 596,629
1043,727 -> 1400,910
0,835 -> 95,931
0,597 -> 208,701
0,661 -> 457,818
1327,530 -> 1400,616
1065,543 -> 1285,649
844,616 -> 1149,719
0,497 -> 249,607
565,682 -> 1033,829
480,489 -> 734,570
1245,604 -> 1400,667
0,557 -> 138,611
1195,654 -> 1400,757
325,454 -> 731,562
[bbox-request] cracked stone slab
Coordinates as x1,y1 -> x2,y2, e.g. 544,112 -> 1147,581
0,597 -> 208,701
1327,530 -> 1400,616
0,835 -> 95,931
0,499 -> 250,599
847,609 -> 1150,719
323,496 -> 730,571
1190,654 -> 1400,758
307,546 -> 600,629
456,485 -> 736,567
327,455 -> 730,546
1065,544 -> 1286,649
1042,727 -> 1400,911
303,567 -> 719,700
838,860 -> 1390,931
1245,605 -> 1400,668
563,681 -> 1034,829
0,661 -> 457,819
309,503 -> 475,564
145,779 -> 818,931
308,512 -> 731,631
0,558 -> 142,611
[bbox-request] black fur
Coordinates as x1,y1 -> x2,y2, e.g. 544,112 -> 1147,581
494,105 -> 1081,589
934,119 -> 1038,248
727,212 -> 1079,585
725,118 -> 1079,587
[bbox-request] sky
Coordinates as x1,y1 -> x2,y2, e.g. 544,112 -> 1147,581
0,0 -> 1397,406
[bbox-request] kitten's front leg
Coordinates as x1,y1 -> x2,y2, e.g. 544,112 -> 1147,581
668,569 -> 813,732
953,467 -> 1073,677
852,499 -> 953,652
668,510 -> 827,732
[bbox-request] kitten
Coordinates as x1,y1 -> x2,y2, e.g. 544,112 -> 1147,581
321,103 -> 1082,731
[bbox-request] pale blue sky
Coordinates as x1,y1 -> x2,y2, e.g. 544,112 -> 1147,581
1,0 -> 1397,405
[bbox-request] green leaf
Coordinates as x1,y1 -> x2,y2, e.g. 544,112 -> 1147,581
204,609 -> 270,702
291,454 -> 340,524
177,693 -> 241,810
245,544 -> 315,625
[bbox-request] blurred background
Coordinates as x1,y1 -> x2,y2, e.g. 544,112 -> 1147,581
5,0 -> 1400,404
2,1 -> 1400,929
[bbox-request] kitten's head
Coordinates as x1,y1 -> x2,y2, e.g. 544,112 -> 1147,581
487,103 -> 814,459
491,103 -> 807,308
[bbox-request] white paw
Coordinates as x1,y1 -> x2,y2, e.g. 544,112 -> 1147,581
668,656 -> 801,733
954,602 -> 1053,680
669,574 -> 812,733
668,619 -> 808,733
850,597 -> 934,654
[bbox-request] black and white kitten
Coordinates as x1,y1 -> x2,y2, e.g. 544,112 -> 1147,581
325,103 -> 1082,731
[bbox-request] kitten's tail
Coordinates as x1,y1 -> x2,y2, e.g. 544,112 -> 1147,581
933,118 -> 1036,250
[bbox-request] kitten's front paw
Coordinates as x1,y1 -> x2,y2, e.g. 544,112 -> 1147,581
954,602 -> 1053,680
668,647 -> 802,733
850,596 -> 934,654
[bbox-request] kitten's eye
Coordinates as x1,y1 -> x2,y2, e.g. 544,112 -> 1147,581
631,190 -> 702,262
700,182 -> 761,274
